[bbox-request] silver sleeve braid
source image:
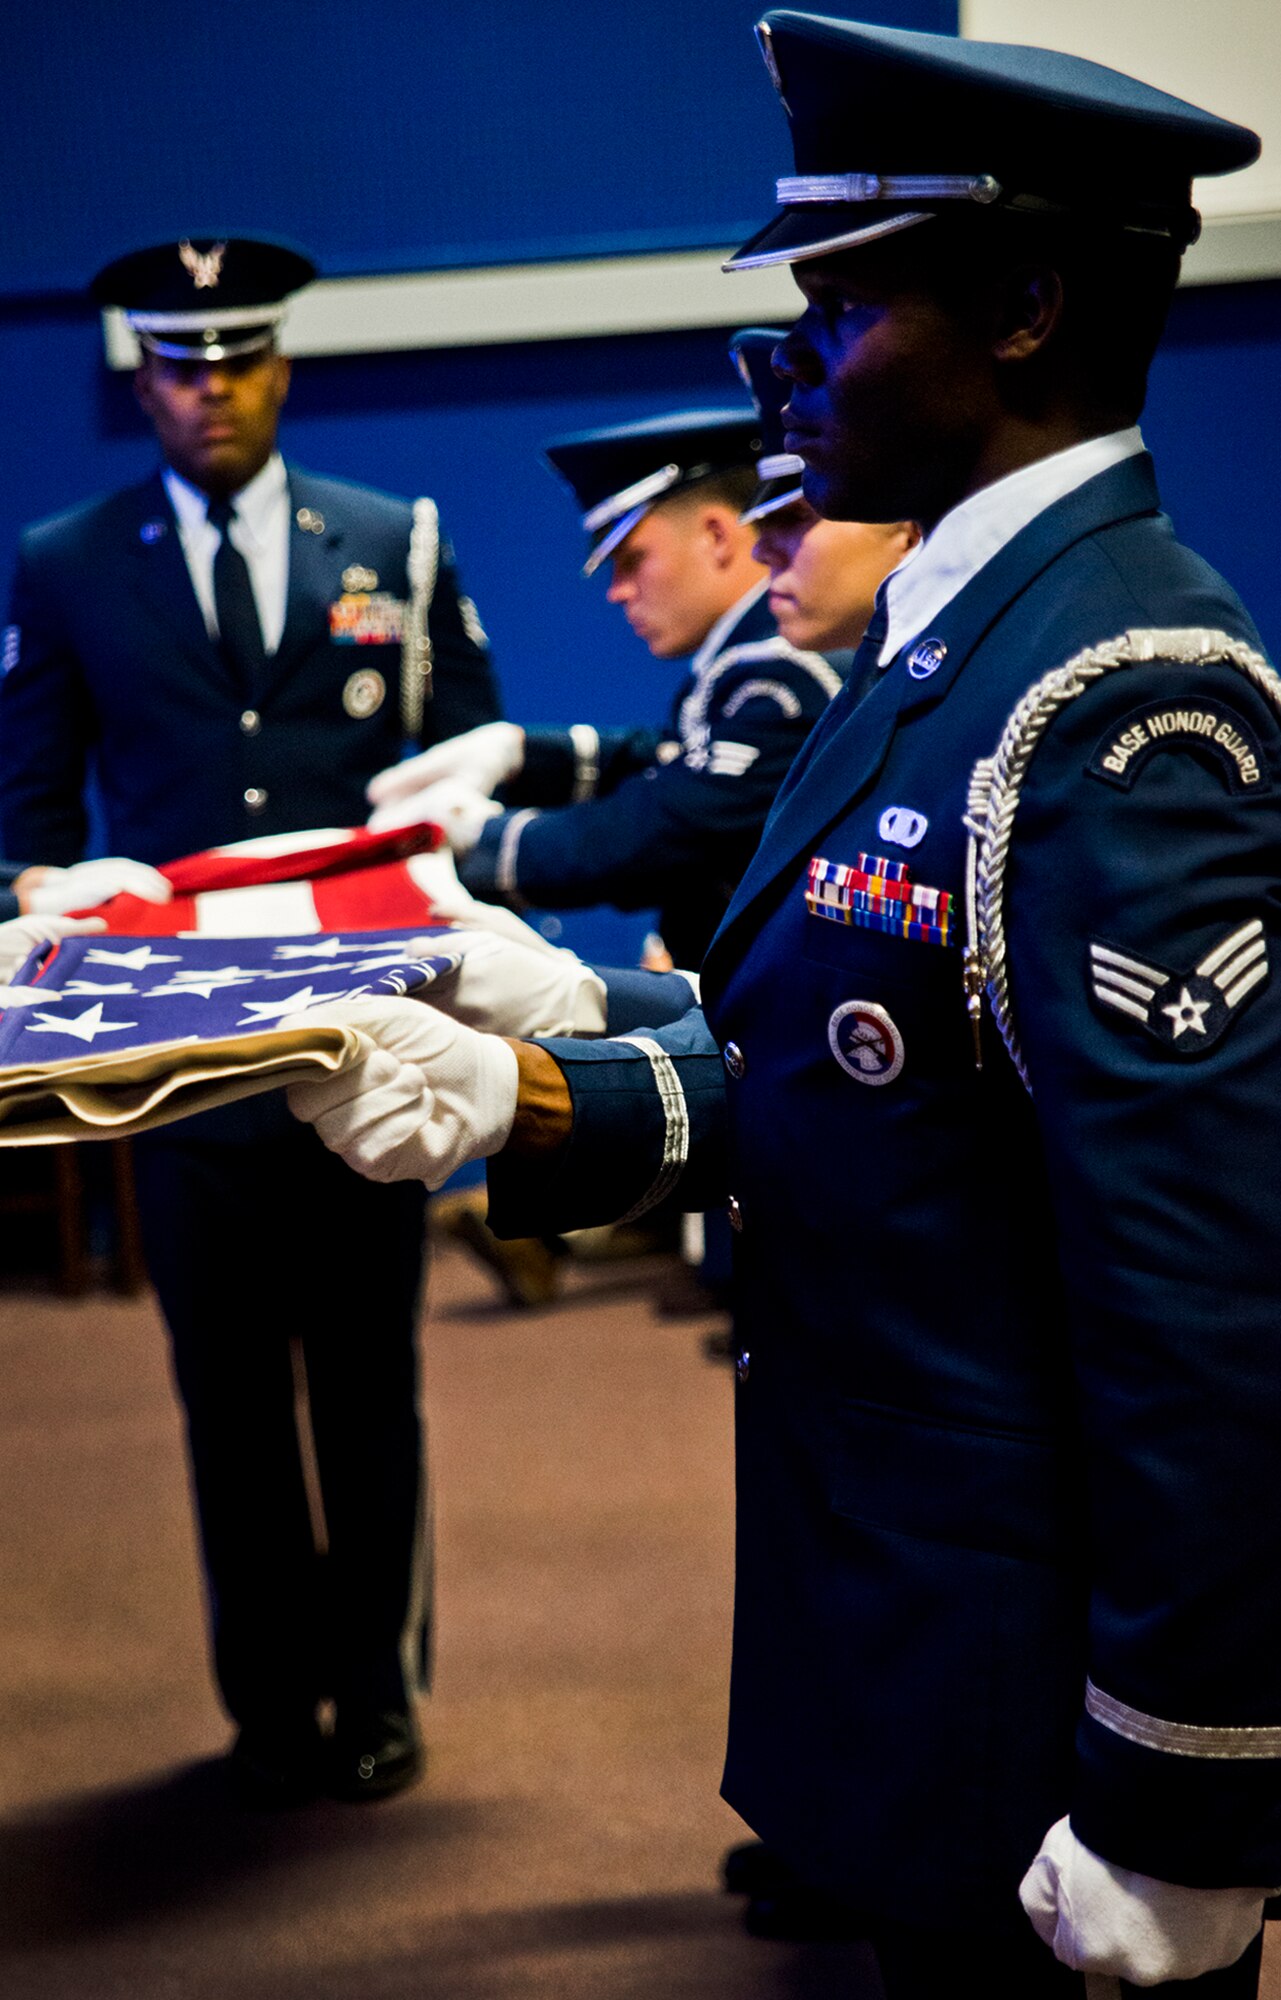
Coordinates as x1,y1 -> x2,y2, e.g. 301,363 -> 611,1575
400,496 -> 440,742
963,627 -> 1281,1095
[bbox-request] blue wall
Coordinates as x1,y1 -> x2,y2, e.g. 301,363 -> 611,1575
0,0 -> 1277,964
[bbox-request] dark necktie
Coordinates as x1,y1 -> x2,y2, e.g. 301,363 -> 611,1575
206,495 -> 266,694
842,593 -> 892,711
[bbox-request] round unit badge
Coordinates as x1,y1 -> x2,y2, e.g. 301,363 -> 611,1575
828,1000 -> 905,1086
342,668 -> 386,719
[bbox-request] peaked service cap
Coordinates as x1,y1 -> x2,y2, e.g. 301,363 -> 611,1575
729,327 -> 806,524
544,408 -> 763,576
92,236 -> 317,361
725,12 -> 1261,271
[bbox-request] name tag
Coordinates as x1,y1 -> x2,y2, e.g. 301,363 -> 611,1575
329,591 -> 406,645
806,852 -> 955,947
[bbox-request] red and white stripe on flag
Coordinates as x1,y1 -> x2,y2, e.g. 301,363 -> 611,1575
80,822 -> 446,937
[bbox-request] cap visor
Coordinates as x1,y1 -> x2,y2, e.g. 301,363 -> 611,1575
582,501 -> 652,579
742,477 -> 806,525
725,205 -> 934,271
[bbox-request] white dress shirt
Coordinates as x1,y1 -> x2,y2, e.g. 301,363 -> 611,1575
878,427 -> 1146,665
164,452 -> 291,657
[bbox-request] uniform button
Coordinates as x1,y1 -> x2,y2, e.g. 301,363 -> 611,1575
240,708 -> 261,736
244,786 -> 268,813
724,1040 -> 746,1080
735,1350 -> 751,1384
727,1195 -> 743,1233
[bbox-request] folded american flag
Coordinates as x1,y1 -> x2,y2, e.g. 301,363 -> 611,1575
82,823 -> 446,936
0,927 -> 460,1144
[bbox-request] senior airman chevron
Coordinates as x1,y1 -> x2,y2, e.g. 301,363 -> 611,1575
806,852 -> 955,946
1088,918 -> 1269,1053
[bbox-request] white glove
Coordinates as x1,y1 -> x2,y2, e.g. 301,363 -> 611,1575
1020,1816 -> 1269,1986
284,996 -> 519,1188
366,721 -> 525,814
368,775 -> 502,850
428,928 -> 606,1037
404,848 -> 564,956
0,913 -> 106,985
20,857 -> 172,915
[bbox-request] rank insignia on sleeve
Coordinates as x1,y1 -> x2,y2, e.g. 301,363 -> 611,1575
1089,918 -> 1268,1052
807,853 -> 954,946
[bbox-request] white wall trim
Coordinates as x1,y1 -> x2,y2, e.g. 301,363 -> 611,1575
101,248 -> 803,369
101,215 -> 1280,370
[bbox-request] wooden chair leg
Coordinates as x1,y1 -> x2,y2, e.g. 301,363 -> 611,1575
110,1140 -> 148,1295
53,1146 -> 89,1297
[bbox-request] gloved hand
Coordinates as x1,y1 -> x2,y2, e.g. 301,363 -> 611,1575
284,996 -> 519,1188
1020,1816 -> 1270,1986
0,913 -> 106,986
428,928 -> 606,1037
366,721 -> 525,818
368,774 -> 503,849
404,848 -> 565,955
18,857 -> 172,915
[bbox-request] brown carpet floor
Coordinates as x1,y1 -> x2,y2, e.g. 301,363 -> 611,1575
0,1241 -> 882,1999
0,1240 -> 1274,1999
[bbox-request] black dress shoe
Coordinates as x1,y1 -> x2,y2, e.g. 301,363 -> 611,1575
227,1719 -> 324,1807
723,1839 -> 865,1942
723,1838 -> 799,1897
327,1706 -> 423,1802
743,1884 -> 866,1942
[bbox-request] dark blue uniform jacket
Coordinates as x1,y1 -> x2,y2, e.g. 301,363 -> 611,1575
461,588 -> 845,967
489,454 -> 1281,1928
0,465 -> 500,865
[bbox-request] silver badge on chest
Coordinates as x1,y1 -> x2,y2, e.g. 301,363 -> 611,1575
343,668 -> 386,719
877,805 -> 928,848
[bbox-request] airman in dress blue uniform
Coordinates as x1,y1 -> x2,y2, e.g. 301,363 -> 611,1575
479,22 -> 1279,1991
286,17 -> 1279,1990
368,401 -> 845,971
0,238 -> 502,1803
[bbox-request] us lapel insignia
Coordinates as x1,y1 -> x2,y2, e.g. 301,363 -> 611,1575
1089,918 -> 1268,1053
296,507 -> 326,535
906,637 -> 947,680
807,853 -> 954,947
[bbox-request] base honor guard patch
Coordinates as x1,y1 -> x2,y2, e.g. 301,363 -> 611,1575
807,853 -> 954,947
1088,700 -> 1270,793
1089,918 -> 1268,1053
329,591 -> 406,645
